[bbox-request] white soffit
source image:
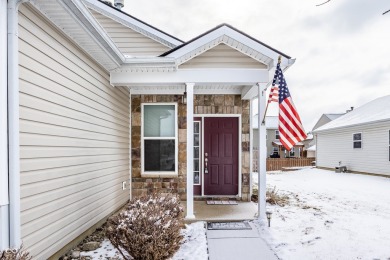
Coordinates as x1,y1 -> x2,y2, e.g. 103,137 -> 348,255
127,84 -> 245,95
82,0 -> 183,49
29,0 -> 125,71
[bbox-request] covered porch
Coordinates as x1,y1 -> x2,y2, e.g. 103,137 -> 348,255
109,24 -> 295,220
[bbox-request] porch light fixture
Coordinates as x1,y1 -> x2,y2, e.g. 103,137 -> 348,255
266,211 -> 272,227
182,86 -> 187,104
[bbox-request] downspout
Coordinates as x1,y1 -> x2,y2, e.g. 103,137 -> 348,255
7,0 -> 27,248
0,0 -> 10,250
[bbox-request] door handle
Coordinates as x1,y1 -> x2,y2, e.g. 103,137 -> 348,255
204,153 -> 208,174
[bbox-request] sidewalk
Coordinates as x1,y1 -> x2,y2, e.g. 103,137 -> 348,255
206,222 -> 278,260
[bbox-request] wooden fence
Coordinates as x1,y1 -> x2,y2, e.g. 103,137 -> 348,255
252,149 -> 315,171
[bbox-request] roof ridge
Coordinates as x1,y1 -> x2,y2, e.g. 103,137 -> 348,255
160,23 -> 291,58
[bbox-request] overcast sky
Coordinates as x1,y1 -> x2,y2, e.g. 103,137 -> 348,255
123,0 -> 390,131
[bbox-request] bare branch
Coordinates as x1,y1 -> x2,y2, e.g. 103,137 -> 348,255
316,0 -> 331,7
383,9 -> 390,15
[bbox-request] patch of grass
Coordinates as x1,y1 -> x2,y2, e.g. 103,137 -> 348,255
267,186 -> 290,206
252,186 -> 290,206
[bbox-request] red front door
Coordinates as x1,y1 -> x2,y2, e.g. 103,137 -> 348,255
204,117 -> 239,195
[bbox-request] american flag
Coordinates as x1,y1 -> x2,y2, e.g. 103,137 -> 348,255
268,85 -> 279,103
269,63 -> 307,151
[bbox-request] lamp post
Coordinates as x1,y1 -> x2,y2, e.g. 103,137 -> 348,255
266,211 -> 272,227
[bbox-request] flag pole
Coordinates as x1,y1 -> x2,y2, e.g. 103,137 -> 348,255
261,55 -> 282,124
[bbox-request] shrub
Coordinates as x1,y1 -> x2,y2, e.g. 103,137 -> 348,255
0,245 -> 31,260
266,186 -> 290,206
106,194 -> 184,260
252,186 -> 290,206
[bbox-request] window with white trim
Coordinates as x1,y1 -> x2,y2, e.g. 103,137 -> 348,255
142,104 -> 178,175
275,130 -> 280,140
353,133 -> 362,149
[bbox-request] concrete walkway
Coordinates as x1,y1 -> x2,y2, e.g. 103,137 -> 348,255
183,201 -> 258,222
207,222 -> 278,260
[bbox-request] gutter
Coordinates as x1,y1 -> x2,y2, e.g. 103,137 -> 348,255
313,118 -> 390,134
7,0 -> 26,248
0,0 -> 9,250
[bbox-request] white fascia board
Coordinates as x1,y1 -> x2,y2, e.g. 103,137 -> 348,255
110,68 -> 268,86
82,0 -> 182,48
223,27 -> 291,67
66,0 -> 125,63
314,118 -> 390,134
165,27 -> 226,58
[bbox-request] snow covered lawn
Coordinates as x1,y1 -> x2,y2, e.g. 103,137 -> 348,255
254,168 -> 390,260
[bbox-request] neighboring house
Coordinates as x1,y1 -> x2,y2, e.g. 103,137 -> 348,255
314,95 -> 390,176
309,113 -> 346,157
253,116 -> 304,158
312,113 -> 346,131
306,145 -> 316,158
0,0 -> 295,258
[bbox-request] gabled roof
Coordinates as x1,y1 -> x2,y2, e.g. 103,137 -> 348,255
161,24 -> 290,58
315,95 -> 390,132
325,113 -> 345,121
160,24 -> 294,69
312,113 -> 345,131
87,0 -> 184,48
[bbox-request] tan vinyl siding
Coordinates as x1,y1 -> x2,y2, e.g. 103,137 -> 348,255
179,44 -> 268,69
316,122 -> 390,176
18,5 -> 130,259
89,9 -> 169,56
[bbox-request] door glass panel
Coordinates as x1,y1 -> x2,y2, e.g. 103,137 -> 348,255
194,159 -> 199,171
193,121 -> 201,185
194,147 -> 199,158
194,134 -> 199,146
194,172 -> 200,185
194,122 -> 199,134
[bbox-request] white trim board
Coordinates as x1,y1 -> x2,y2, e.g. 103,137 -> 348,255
110,69 -> 269,86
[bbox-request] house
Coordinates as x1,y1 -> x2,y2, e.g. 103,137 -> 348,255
253,116 -> 304,158
0,0 -> 295,258
312,113 -> 346,131
308,113 -> 345,158
314,95 -> 390,176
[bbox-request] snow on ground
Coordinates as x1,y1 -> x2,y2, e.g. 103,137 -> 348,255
253,168 -> 390,260
80,239 -> 122,259
80,222 -> 208,260
172,222 -> 208,260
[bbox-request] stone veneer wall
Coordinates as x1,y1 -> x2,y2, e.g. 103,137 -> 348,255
131,94 -> 251,201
